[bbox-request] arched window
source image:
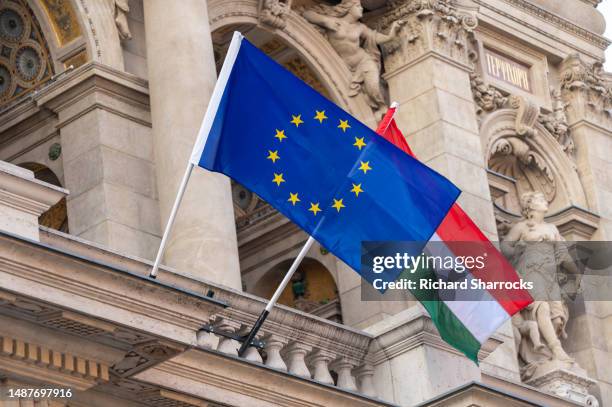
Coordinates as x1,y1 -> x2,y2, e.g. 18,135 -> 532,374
253,258 -> 342,323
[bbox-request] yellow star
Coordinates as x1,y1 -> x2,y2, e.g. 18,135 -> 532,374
338,119 -> 351,132
272,173 -> 285,186
267,150 -> 280,163
353,137 -> 366,150
274,129 -> 287,142
314,110 -> 328,123
291,114 -> 304,127
331,198 -> 345,212
308,202 -> 321,216
351,183 -> 364,197
359,161 -> 372,174
288,192 -> 301,206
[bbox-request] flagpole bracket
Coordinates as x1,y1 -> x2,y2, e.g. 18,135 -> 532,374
199,324 -> 266,350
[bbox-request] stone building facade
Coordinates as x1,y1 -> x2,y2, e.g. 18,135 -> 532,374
0,0 -> 610,406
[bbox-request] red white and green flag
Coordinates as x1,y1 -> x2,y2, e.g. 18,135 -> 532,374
375,104 -> 533,363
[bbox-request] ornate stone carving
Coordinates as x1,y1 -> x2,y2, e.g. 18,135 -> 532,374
302,0 -> 404,119
0,334 -> 110,390
470,72 -> 507,115
113,0 -> 131,41
538,89 -> 574,155
560,53 -> 612,123
510,95 -> 539,138
259,0 -> 290,30
377,0 -> 478,72
0,0 -> 54,104
490,136 -> 556,203
111,340 -> 183,378
503,191 -> 587,381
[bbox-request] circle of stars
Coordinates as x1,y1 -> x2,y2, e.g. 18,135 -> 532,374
266,110 -> 373,218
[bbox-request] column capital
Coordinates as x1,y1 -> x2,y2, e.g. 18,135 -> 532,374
374,0 -> 479,75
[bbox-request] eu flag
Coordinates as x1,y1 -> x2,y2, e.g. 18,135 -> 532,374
190,32 -> 460,288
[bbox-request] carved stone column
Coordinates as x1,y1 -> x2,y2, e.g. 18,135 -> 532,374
557,53 -> 612,407
377,0 -> 497,238
560,54 -> 612,240
144,0 -> 241,289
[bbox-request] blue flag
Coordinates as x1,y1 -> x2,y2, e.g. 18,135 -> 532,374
190,32 -> 460,287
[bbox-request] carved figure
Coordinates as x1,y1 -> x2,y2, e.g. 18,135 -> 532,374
260,0 -> 290,30
539,89 -> 574,154
503,191 -> 581,381
470,72 -> 507,115
302,0 -> 404,119
114,0 -> 131,41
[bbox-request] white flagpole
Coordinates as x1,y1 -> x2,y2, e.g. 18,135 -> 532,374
149,162 -> 195,278
149,31 -> 245,279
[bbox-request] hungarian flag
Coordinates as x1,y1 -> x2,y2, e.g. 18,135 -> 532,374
375,104 -> 533,363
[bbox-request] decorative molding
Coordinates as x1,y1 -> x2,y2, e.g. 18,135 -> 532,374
526,369 -> 598,406
560,53 -> 612,129
0,334 -> 108,390
473,0 -> 609,52
510,95 -> 539,138
545,205 -> 600,241
366,306 -> 502,365
377,0 -> 479,74
98,377 -> 218,407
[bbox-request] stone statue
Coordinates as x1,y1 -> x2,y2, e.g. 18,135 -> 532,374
114,0 -> 132,41
503,191 -> 583,381
302,0 -> 404,119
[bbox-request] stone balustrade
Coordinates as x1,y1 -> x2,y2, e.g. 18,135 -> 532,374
36,227 -> 379,400
195,291 -> 376,397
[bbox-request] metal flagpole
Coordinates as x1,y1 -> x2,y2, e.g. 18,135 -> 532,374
149,162 -> 195,278
238,235 -> 316,356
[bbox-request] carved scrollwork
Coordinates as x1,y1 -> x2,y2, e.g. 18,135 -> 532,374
510,95 -> 539,138
560,53 -> 612,122
377,0 -> 478,72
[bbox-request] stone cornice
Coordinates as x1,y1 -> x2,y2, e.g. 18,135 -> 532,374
365,306 -> 503,365
134,349 -> 394,407
579,0 -> 603,6
39,227 -> 374,366
545,205 -> 600,240
0,334 -> 109,390
0,230 -> 226,346
0,62 -> 151,150
474,0 -> 610,54
0,163 -> 68,217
